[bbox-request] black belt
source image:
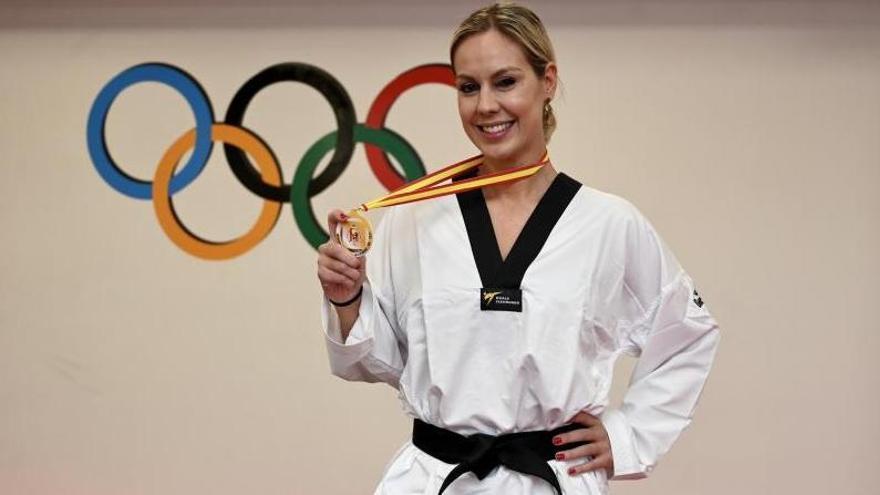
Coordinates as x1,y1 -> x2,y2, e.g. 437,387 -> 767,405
412,419 -> 587,494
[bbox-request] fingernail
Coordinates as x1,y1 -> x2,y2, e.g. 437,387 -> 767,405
340,213 -> 348,220
568,468 -> 576,476
552,437 -> 562,445
555,453 -> 565,461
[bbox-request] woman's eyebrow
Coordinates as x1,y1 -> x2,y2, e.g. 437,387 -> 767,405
491,66 -> 524,77
456,66 -> 524,81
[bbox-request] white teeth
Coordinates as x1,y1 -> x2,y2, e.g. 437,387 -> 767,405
479,122 -> 513,134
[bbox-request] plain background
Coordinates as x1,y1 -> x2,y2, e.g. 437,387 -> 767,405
1,1 -> 878,494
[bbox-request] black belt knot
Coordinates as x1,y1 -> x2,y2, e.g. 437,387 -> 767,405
412,419 -> 586,494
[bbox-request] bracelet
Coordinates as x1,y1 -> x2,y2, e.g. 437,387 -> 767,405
329,286 -> 363,307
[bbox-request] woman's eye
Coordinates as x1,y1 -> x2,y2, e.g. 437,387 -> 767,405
496,77 -> 516,88
458,82 -> 478,94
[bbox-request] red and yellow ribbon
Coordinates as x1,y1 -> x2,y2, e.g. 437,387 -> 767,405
358,151 -> 550,212
336,151 -> 550,256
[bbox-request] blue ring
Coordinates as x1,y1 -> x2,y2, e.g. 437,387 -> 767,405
86,63 -> 214,200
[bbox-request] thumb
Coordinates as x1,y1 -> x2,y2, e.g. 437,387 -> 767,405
358,255 -> 367,277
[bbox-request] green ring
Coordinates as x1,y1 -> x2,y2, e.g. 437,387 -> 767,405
291,123 -> 426,249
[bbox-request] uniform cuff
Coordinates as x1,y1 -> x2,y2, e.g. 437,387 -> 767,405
601,408 -> 648,480
322,281 -> 376,369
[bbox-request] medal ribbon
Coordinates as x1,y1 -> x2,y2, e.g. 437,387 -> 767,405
359,151 -> 550,211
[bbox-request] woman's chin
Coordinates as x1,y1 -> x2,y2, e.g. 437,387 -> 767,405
478,144 -> 521,165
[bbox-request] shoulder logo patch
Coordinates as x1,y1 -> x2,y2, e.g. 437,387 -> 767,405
692,289 -> 704,308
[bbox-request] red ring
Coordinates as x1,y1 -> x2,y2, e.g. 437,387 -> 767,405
365,64 -> 456,190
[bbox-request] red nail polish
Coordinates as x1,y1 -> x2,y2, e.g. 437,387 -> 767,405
552,437 -> 562,445
568,468 -> 576,475
555,453 -> 565,461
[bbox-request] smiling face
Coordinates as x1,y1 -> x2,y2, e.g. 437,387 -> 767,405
452,28 -> 556,167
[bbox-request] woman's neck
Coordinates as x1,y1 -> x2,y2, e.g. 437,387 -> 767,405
480,147 -> 547,175
479,149 -> 557,203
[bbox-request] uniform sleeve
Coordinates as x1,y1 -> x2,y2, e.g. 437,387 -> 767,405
321,208 -> 406,388
600,204 -> 720,480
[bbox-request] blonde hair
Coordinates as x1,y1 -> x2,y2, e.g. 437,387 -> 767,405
450,2 -> 558,142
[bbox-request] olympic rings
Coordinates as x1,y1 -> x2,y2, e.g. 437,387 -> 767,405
223,63 -> 356,201
365,64 -> 456,191
87,61 -> 456,258
87,63 -> 214,200
153,124 -> 282,260
291,124 -> 425,249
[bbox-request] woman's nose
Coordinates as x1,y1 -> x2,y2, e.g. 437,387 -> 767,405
477,88 -> 499,114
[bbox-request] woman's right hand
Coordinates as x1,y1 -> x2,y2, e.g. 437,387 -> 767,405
317,209 -> 366,304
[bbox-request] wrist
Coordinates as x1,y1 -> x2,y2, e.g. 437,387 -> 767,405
329,285 -> 363,307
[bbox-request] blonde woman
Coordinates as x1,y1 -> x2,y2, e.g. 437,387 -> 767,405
316,3 -> 719,494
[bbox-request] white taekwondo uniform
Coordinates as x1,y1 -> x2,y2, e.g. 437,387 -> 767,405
321,172 -> 720,494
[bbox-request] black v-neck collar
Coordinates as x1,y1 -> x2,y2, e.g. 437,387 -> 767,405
455,170 -> 582,288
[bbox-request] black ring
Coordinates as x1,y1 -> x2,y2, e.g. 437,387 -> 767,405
329,286 -> 363,307
223,62 -> 357,202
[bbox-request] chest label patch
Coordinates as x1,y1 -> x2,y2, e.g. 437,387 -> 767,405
480,288 -> 523,312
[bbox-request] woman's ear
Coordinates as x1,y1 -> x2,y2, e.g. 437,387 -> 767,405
543,62 -> 558,101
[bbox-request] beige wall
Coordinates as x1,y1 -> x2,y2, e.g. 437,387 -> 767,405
1,1 -> 878,494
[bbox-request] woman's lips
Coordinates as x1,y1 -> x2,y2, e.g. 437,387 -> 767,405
476,120 -> 514,140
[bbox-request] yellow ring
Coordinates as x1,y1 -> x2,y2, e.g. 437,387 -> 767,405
152,124 -> 282,260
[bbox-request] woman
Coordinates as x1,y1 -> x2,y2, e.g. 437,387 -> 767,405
316,3 -> 720,494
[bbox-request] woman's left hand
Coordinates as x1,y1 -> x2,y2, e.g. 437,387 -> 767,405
551,412 -> 614,478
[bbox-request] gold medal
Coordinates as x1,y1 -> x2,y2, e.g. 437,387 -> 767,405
335,208 -> 373,257
338,152 -> 550,256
